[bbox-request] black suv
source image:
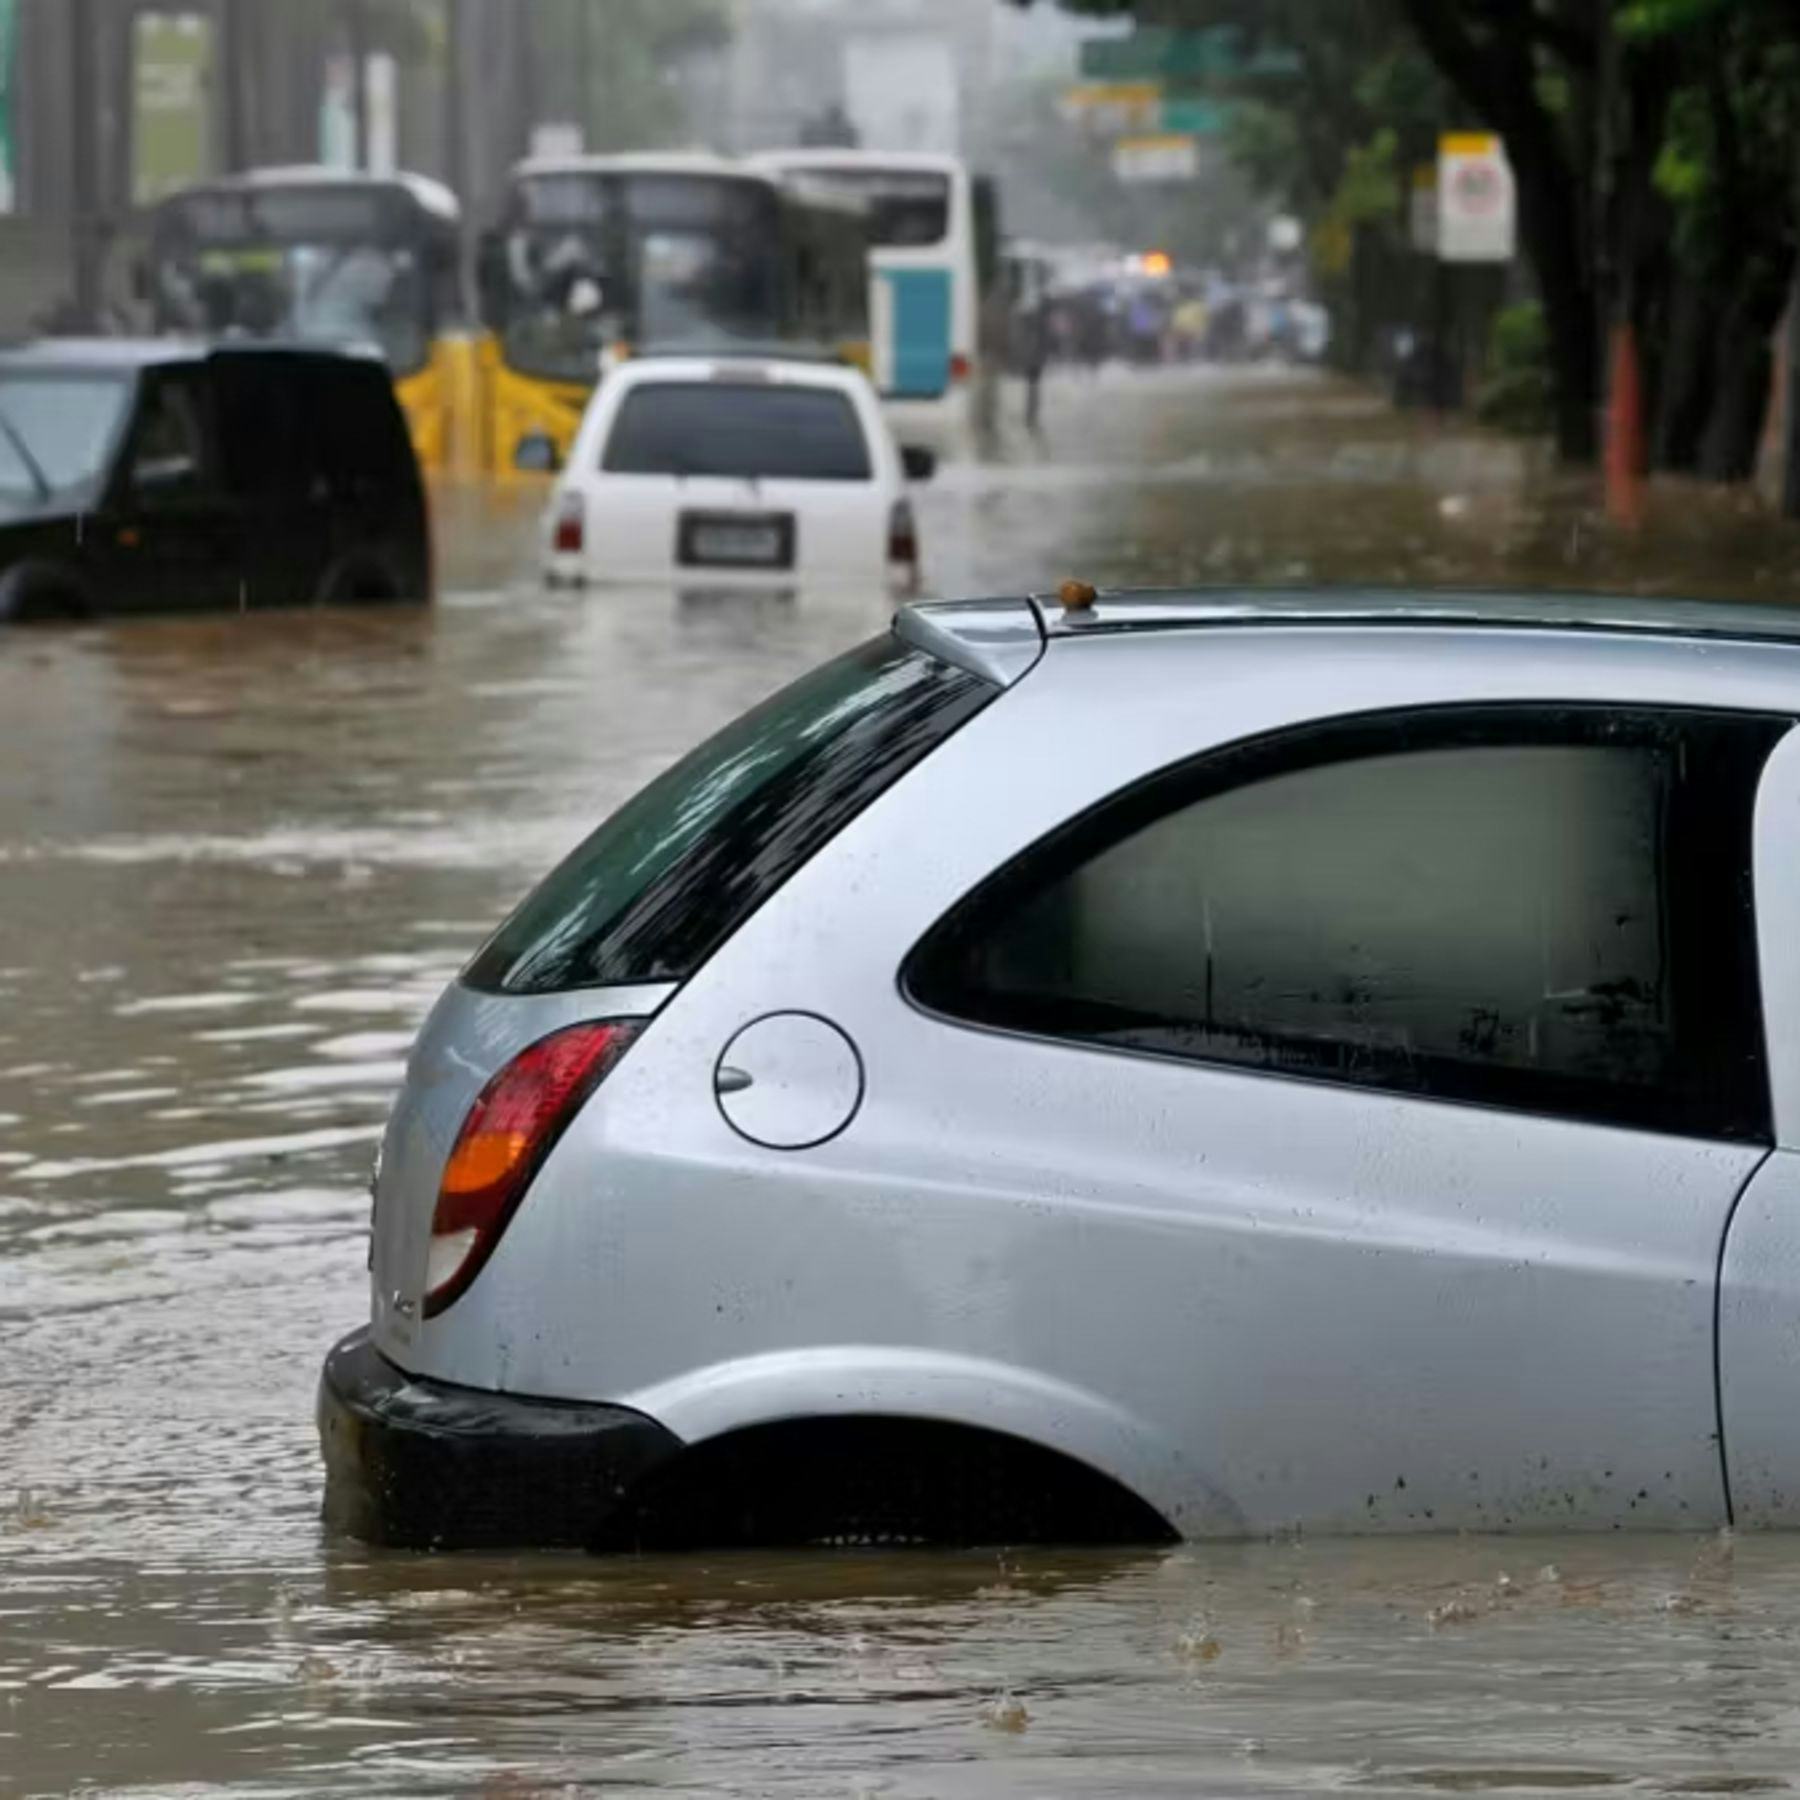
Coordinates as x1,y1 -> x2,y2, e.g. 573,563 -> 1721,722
0,340 -> 431,620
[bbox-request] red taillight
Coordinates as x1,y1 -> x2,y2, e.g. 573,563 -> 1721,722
888,496 -> 919,577
424,1020 -> 641,1317
552,491 -> 585,555
949,352 -> 973,384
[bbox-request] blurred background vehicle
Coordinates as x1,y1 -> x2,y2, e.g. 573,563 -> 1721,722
138,167 -> 479,476
479,153 -> 872,474
754,150 -> 988,458
537,353 -> 927,593
0,338 -> 428,620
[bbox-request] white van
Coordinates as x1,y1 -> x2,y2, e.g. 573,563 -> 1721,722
540,355 -> 928,590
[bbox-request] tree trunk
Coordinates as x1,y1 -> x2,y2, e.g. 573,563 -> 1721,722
1514,151 -> 1599,461
1651,272 -> 1715,473
1391,0 -> 1600,460
1697,257 -> 1795,483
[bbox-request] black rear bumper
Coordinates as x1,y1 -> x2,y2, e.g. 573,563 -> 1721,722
318,1329 -> 682,1551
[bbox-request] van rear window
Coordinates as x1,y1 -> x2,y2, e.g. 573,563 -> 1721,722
601,382 -> 873,482
463,636 -> 992,995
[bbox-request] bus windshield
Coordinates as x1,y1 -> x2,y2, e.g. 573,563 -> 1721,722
149,187 -> 432,374
499,172 -> 784,383
784,168 -> 950,248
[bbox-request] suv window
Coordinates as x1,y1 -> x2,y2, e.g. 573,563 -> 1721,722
129,370 -> 211,505
0,373 -> 129,493
465,635 -> 992,995
602,381 -> 873,482
908,708 -> 1785,1142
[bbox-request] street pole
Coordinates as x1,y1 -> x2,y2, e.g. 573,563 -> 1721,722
576,0 -> 592,151
68,0 -> 102,330
1784,142 -> 1800,519
218,0 -> 247,172
1597,0 -> 1645,524
348,0 -> 371,172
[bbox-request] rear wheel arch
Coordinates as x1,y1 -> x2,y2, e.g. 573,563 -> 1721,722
605,1413 -> 1179,1550
0,561 -> 92,622
618,1348 -> 1225,1540
315,548 -> 410,606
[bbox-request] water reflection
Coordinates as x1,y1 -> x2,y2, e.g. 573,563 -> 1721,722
6,366 -> 1800,1795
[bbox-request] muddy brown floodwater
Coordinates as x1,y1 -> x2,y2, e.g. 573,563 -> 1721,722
7,367 -> 1800,1797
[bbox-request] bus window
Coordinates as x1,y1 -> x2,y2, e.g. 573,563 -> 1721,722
784,168 -> 950,249
498,171 -> 788,381
148,183 -> 434,376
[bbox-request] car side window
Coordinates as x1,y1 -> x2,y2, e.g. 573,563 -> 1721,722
907,707 -> 1786,1142
128,372 -> 210,506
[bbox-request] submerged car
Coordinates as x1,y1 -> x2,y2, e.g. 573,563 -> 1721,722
0,340 -> 430,620
531,353 -> 930,592
322,588 -> 1800,1550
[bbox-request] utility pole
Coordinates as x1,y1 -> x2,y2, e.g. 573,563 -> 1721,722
67,0 -> 103,330
348,0 -> 371,172
217,0 -> 248,172
444,0 -> 471,213
1784,139 -> 1800,519
575,0 -> 592,151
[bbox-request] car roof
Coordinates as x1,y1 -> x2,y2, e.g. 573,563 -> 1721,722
0,337 -> 204,372
608,354 -> 872,397
162,165 -> 461,221
752,149 -> 967,179
898,588 -> 1800,690
0,337 -> 384,375
515,152 -> 769,186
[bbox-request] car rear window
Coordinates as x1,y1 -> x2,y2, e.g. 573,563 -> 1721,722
601,381 -> 873,481
463,635 -> 993,995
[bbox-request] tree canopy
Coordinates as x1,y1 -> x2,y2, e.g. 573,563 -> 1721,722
1028,0 -> 1800,475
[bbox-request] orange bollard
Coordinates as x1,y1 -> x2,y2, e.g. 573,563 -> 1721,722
1605,320 -> 1647,529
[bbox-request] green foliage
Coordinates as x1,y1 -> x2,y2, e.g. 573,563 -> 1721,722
533,0 -> 729,150
1476,301 -> 1554,433
1334,128 -> 1401,226
1617,0 -> 1729,40
1490,300 -> 1549,375
1223,98 -> 1303,198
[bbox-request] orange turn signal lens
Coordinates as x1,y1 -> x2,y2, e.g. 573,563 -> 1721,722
424,1019 -> 642,1316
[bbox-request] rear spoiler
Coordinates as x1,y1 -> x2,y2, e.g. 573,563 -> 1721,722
894,597 -> 1046,688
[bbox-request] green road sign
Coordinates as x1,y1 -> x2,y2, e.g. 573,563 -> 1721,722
1082,27 -> 1234,82
1161,98 -> 1233,137
1082,27 -> 1302,85
0,0 -> 17,214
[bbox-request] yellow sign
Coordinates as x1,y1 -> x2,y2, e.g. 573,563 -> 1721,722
1063,81 -> 1162,109
1062,81 -> 1163,136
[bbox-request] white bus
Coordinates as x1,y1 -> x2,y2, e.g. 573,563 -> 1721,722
752,150 -> 989,458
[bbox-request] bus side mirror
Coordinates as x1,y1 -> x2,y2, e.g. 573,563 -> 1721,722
901,445 -> 937,483
514,431 -> 560,474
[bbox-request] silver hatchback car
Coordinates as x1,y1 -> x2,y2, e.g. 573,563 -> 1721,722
320,589 -> 1800,1550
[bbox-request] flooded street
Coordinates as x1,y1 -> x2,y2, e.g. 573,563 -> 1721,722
9,366 -> 1800,1797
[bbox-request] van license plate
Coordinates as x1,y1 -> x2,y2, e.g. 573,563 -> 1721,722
679,513 -> 794,569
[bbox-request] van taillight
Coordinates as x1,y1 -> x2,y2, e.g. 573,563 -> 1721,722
888,497 -> 919,577
553,492 -> 585,555
950,353 -> 973,384
424,1020 -> 641,1316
